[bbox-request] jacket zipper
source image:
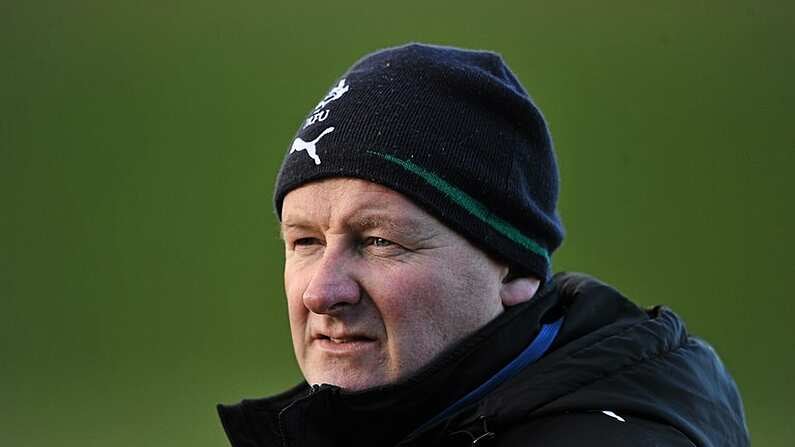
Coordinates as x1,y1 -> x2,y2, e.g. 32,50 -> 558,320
449,416 -> 495,446
277,384 -> 324,447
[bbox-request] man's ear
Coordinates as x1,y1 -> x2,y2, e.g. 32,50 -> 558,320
499,276 -> 541,306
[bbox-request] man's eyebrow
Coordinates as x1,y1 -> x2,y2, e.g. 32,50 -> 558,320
279,213 -> 438,238
351,214 -> 432,234
279,220 -> 315,240
281,220 -> 313,229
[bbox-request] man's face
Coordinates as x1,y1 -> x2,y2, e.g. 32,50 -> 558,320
281,178 -> 507,391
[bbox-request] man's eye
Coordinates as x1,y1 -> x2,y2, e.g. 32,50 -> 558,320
293,237 -> 320,247
365,237 -> 393,247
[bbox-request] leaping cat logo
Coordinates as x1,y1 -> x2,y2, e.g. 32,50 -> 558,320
289,126 -> 334,165
313,79 -> 349,111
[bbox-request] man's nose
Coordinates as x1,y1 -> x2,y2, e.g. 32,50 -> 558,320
302,249 -> 360,315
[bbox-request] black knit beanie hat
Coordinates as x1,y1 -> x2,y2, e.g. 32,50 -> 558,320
274,43 -> 564,282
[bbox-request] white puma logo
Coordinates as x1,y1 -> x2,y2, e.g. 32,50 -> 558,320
290,126 -> 334,165
313,79 -> 349,111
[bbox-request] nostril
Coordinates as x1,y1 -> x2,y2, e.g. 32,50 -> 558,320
327,301 -> 352,312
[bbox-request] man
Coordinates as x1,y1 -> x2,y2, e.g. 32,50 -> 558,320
218,43 -> 749,446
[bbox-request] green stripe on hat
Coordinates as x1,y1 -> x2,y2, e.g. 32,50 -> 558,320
367,151 -> 550,263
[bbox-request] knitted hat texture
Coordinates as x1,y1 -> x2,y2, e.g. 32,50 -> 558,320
274,43 -> 564,281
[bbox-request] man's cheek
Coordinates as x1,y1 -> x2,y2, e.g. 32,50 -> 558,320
376,276 -> 444,322
284,269 -> 309,307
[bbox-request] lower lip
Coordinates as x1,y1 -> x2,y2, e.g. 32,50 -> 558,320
315,338 -> 377,354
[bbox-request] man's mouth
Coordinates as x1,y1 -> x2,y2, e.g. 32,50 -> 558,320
314,333 -> 376,353
317,334 -> 374,344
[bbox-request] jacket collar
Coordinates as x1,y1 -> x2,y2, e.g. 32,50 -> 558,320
407,273 -> 748,447
218,284 -> 562,447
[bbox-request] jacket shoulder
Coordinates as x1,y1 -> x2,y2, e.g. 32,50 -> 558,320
497,412 -> 696,447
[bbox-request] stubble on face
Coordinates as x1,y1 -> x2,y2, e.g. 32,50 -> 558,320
281,178 -> 507,390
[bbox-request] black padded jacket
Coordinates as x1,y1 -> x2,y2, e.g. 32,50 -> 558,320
217,273 -> 749,446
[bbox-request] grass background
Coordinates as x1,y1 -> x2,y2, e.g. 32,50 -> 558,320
2,1 -> 792,445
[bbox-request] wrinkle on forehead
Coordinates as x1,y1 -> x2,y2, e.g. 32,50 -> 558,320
280,178 -> 442,236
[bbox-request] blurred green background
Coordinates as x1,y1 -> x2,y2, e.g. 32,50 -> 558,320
2,0 -> 792,445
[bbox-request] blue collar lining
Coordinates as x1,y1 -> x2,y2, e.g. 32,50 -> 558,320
416,316 -> 565,432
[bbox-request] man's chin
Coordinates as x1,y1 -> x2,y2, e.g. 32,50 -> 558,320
307,369 -> 393,392
302,348 -> 394,391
